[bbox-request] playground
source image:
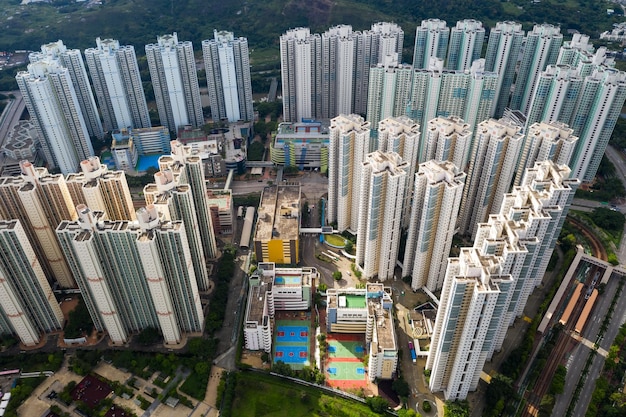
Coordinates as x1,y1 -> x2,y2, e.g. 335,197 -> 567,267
325,334 -> 368,389
273,320 -> 311,370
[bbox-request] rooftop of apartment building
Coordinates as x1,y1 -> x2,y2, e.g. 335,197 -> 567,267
255,184 -> 300,242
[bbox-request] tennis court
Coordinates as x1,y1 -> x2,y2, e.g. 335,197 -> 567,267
273,319 -> 311,370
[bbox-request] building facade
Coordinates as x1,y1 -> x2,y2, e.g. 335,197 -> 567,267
458,118 -> 523,238
0,220 -> 64,346
85,38 -> 151,131
413,19 -> 449,70
30,40 -> 104,140
0,162 -> 77,288
327,114 -> 372,233
57,205 -> 204,345
66,156 -> 136,221
356,151 -> 408,280
484,21 -> 525,118
403,160 -> 465,291
16,59 -> 95,174
447,20 -> 485,72
509,24 -> 563,114
202,30 -> 254,122
146,33 -> 204,131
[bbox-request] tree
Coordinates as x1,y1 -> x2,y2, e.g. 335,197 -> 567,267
392,377 -> 411,398
332,271 -> 342,281
344,240 -> 353,253
444,400 -> 470,417
318,282 -> 328,292
137,326 -> 161,346
366,396 -> 389,413
590,207 -> 625,232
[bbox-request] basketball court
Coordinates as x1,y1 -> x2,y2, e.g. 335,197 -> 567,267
273,320 -> 311,370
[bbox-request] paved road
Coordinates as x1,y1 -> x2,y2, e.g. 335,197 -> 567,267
603,145 -> 626,264
0,91 -> 25,149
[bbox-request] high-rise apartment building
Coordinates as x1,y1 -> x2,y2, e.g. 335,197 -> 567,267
403,160 -> 465,291
353,22 -> 404,115
408,58 -> 498,161
427,245 -> 514,400
423,116 -> 473,171
524,64 -> 582,129
321,25 -> 357,118
16,59 -> 95,174
525,64 -> 626,182
557,34 -> 614,77
57,205 -> 204,345
366,55 -> 414,128
509,24 -> 563,114
458,118 -> 523,238
146,33 -> 204,131
65,156 -> 136,221
158,140 -> 218,261
85,38 -> 151,131
280,27 -> 322,123
413,19 -> 449,70
0,161 -> 77,288
143,169 -> 209,291
484,21 -> 525,118
513,121 -> 578,186
356,151 -> 408,280
280,23 -> 403,122
446,20 -> 485,71
30,40 -> 104,140
427,161 -> 577,400
0,220 -> 64,346
202,30 -> 254,122
327,114 -> 372,233
377,116 -> 420,223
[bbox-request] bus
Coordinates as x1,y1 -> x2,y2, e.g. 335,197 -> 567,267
408,341 -> 416,363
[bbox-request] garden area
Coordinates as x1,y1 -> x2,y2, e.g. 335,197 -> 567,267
223,371 -> 394,417
324,234 -> 347,248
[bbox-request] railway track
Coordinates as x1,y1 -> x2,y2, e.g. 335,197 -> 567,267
566,216 -> 607,261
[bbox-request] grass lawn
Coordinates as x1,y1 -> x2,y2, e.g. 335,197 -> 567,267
324,234 -> 346,247
230,372 -> 383,417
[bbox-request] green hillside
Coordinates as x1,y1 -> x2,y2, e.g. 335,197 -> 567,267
0,0 -> 621,59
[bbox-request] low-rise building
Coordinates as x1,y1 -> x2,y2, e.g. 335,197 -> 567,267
244,262 -> 315,353
326,284 -> 398,381
253,184 -> 300,264
206,189 -> 233,235
271,121 -> 329,172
